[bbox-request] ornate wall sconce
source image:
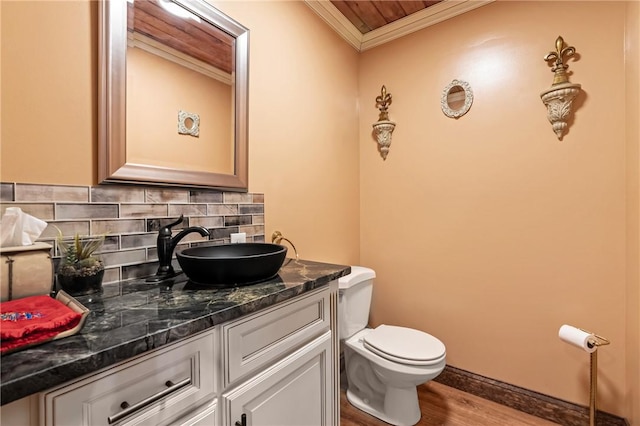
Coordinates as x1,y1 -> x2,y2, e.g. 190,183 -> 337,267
372,85 -> 396,160
540,36 -> 582,140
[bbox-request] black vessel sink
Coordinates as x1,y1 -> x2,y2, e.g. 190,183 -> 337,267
176,243 -> 288,286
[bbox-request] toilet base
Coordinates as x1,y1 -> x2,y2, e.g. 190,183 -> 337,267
346,385 -> 421,426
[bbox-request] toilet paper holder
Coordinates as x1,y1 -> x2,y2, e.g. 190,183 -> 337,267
580,328 -> 610,349
568,327 -> 610,426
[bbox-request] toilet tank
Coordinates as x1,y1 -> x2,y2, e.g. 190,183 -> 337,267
338,266 -> 376,339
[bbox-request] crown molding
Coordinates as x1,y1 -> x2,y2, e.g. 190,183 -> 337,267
304,0 -> 362,50
304,0 -> 494,52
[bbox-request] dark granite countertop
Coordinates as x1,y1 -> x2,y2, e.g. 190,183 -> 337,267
0,259 -> 350,405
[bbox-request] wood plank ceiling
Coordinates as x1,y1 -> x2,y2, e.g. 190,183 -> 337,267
128,0 -> 234,73
129,0 -> 478,66
330,1 -> 443,34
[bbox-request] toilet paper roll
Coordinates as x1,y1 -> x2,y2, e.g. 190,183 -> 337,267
558,324 -> 597,353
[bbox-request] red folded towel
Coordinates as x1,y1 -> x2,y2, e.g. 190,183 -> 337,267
1,295 -> 83,354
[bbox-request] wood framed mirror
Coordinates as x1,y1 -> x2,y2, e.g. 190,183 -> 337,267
99,0 -> 249,191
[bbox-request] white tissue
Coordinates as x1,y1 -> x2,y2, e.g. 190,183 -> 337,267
0,207 -> 48,247
558,324 -> 597,353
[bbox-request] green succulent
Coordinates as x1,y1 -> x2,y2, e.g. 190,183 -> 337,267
56,228 -> 105,277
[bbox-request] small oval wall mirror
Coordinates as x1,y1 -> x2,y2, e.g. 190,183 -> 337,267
441,79 -> 473,118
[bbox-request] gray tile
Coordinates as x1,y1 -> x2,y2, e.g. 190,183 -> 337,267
16,184 -> 88,202
168,204 -> 207,217
223,193 -> 253,204
121,233 -> 157,249
189,216 -> 224,228
207,204 -> 238,215
102,236 -> 120,252
92,219 -> 146,235
0,203 -> 54,220
40,221 -> 91,239
210,227 -> 238,240
92,186 -> 145,203
190,190 -> 223,203
120,204 -> 168,218
224,215 -> 252,226
238,224 -> 265,237
146,188 -> 189,203
239,204 -> 264,214
56,204 -> 119,220
101,249 -> 147,267
2,182 -> 271,285
0,183 -> 15,202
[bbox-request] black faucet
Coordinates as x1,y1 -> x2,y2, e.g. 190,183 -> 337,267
147,215 -> 210,282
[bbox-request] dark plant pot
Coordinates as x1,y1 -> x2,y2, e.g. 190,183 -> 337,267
57,269 -> 105,296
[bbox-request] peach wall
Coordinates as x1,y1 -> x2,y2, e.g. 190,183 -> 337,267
359,1 -> 632,418
625,1 -> 640,423
210,1 -> 361,265
1,1 -> 97,185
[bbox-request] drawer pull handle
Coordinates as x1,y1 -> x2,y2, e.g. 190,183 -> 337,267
235,413 -> 247,426
107,377 -> 191,424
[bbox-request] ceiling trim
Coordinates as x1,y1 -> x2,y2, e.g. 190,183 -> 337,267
305,0 -> 363,50
304,0 -> 495,52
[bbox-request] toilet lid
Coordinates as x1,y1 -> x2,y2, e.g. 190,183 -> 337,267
363,325 -> 446,366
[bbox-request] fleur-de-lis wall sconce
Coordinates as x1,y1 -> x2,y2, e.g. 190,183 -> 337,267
540,36 -> 582,140
372,85 -> 396,160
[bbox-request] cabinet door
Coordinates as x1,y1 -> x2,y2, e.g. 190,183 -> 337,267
222,331 -> 332,426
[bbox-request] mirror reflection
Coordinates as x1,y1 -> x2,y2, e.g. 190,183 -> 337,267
127,0 -> 234,174
446,86 -> 465,111
99,0 -> 249,190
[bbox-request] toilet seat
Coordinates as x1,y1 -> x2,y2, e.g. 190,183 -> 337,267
363,325 -> 446,366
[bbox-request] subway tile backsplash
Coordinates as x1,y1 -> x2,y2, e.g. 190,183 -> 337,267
0,182 -> 265,285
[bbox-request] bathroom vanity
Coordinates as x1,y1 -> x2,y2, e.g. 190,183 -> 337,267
0,260 -> 349,426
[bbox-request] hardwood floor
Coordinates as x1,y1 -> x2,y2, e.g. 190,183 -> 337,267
340,381 -> 561,426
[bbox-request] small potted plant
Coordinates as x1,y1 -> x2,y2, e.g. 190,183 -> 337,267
56,229 -> 105,296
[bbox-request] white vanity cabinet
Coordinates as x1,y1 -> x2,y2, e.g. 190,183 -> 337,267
1,283 -> 339,426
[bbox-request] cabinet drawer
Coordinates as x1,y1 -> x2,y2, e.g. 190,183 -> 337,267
223,288 -> 329,385
42,330 -> 216,426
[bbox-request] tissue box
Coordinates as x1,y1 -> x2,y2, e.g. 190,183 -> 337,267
0,242 -> 54,302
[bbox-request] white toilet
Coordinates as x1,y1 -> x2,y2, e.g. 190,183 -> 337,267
339,266 -> 446,426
